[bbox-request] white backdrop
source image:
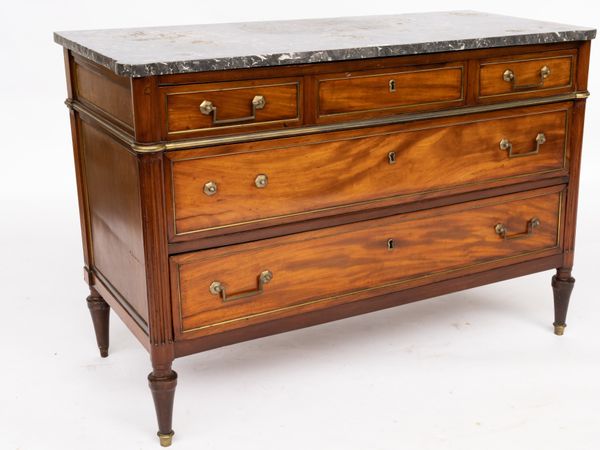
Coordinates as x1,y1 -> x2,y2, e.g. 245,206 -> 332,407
0,1 -> 598,449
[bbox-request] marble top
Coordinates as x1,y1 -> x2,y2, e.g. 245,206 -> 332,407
54,11 -> 596,78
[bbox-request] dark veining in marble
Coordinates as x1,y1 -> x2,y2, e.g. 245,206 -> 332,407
54,11 -> 596,77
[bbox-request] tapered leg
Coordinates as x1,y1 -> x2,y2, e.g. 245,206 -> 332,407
149,369 -> 178,447
552,268 -> 575,336
86,288 -> 110,357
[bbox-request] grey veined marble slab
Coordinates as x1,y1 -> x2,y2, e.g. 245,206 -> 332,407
54,11 -> 596,77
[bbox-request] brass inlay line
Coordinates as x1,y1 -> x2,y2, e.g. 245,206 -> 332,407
66,99 -> 137,151
65,91 -> 590,154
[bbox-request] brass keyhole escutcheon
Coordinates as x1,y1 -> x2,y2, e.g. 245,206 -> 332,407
389,79 -> 396,92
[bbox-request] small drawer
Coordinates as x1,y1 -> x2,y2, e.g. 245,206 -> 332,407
167,103 -> 569,239
478,50 -> 576,101
163,77 -> 302,138
316,63 -> 465,121
171,187 -> 563,339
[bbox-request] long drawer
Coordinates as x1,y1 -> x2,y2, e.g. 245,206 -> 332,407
171,187 -> 564,339
167,103 -> 570,239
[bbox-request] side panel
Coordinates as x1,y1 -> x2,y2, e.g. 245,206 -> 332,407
80,120 -> 149,327
73,55 -> 134,130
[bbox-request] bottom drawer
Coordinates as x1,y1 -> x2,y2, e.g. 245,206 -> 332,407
171,187 -> 563,339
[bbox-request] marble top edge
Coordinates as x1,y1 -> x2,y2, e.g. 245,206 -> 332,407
54,11 -> 596,78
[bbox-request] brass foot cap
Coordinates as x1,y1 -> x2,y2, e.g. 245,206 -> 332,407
554,324 -> 566,336
158,431 -> 174,447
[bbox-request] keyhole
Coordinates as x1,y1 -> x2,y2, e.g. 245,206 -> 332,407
389,79 -> 396,92
387,239 -> 395,250
388,151 -> 397,164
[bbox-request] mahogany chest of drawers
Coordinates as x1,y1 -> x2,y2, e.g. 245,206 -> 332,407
55,11 -> 595,446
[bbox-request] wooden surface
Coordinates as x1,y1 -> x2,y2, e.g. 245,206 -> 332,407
80,120 -> 149,324
73,55 -> 134,131
317,62 -> 464,119
168,103 -> 569,237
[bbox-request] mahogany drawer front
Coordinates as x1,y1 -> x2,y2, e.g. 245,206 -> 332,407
168,103 -> 569,238
163,77 -> 302,138
478,50 -> 576,101
316,63 -> 465,121
171,187 -> 563,339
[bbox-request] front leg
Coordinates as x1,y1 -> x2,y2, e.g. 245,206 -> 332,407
552,268 -> 575,336
148,365 -> 178,447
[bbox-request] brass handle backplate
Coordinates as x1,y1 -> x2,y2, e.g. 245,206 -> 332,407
502,65 -> 551,90
495,217 -> 541,240
209,270 -> 273,303
254,174 -> 268,188
499,133 -> 546,158
203,181 -> 217,196
200,95 -> 266,125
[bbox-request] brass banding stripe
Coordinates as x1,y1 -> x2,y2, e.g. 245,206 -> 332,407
65,91 -> 590,154
66,99 -> 136,151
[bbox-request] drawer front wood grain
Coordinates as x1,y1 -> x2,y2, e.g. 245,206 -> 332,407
317,63 -> 464,120
172,187 -> 563,338
163,77 -> 301,138
478,50 -> 575,101
168,103 -> 570,237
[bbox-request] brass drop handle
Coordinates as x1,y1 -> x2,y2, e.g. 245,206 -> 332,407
200,95 -> 266,125
495,217 -> 540,240
209,270 -> 273,303
502,65 -> 551,90
500,133 -> 546,158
